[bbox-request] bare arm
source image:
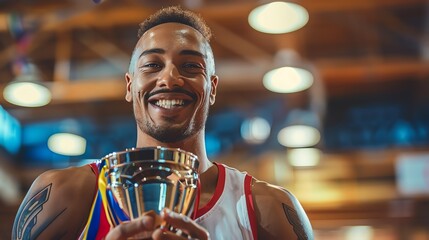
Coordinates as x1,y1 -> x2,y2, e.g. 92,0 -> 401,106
252,179 -> 314,240
12,165 -> 97,240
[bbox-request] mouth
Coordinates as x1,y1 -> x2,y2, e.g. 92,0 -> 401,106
153,99 -> 188,109
146,89 -> 197,110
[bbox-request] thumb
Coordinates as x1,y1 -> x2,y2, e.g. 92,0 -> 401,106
105,214 -> 156,240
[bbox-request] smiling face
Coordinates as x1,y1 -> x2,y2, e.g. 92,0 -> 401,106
125,22 -> 218,145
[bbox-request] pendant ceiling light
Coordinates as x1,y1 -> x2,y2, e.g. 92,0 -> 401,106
3,63 -> 51,107
263,50 -> 314,93
278,125 -> 321,148
248,1 -> 309,34
263,66 -> 313,93
47,119 -> 87,156
48,133 -> 87,156
5,13 -> 51,108
277,109 -> 322,148
287,148 -> 321,167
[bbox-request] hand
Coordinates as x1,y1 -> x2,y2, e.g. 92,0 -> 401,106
152,209 -> 210,240
105,211 -> 157,240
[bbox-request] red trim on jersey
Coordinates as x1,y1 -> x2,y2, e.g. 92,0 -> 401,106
244,174 -> 258,240
193,162 -> 226,219
191,179 -> 201,219
89,163 -> 99,178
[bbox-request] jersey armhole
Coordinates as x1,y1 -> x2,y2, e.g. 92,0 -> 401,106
193,162 -> 226,219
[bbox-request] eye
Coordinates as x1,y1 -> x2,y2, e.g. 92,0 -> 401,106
143,63 -> 162,68
182,63 -> 205,72
140,62 -> 163,73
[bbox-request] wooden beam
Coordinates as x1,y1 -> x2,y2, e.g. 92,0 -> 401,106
302,0 -> 428,13
53,30 -> 71,82
4,0 -> 424,32
77,30 -> 130,71
1,58 -> 428,106
208,21 -> 272,64
316,58 -> 429,84
49,78 -> 126,103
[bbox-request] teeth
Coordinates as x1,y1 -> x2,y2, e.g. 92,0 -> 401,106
155,99 -> 185,109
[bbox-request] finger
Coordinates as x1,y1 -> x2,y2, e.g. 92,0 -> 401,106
105,215 -> 155,240
160,208 -> 209,240
152,228 -> 188,240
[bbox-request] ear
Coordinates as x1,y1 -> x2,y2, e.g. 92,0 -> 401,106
209,75 -> 218,105
125,72 -> 133,102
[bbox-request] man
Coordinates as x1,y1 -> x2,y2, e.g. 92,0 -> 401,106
13,6 -> 313,240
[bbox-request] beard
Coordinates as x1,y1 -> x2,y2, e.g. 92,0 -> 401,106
134,103 -> 209,143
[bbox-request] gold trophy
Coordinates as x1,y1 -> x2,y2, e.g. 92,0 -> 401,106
101,146 -> 199,234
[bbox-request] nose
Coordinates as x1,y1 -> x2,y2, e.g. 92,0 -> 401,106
157,63 -> 184,88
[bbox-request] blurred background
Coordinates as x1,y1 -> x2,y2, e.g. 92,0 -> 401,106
1,0 -> 429,239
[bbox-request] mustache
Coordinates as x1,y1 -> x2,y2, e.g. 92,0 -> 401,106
145,88 -> 197,100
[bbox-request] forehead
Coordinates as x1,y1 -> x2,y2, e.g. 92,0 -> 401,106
136,22 -> 208,53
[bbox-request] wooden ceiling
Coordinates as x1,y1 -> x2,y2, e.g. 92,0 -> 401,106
1,0 -> 428,114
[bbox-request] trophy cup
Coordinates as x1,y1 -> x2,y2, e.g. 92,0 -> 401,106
101,146 -> 199,235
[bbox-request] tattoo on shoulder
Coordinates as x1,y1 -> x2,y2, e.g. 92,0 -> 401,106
13,183 -> 66,240
282,203 -> 308,240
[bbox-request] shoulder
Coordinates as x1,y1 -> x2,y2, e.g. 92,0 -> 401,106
251,179 -> 298,207
12,164 -> 98,239
31,165 -> 97,205
251,178 -> 314,240
36,165 -> 95,192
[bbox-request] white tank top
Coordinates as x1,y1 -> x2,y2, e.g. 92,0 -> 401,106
193,163 -> 258,240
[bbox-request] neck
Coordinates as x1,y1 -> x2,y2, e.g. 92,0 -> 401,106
136,131 -> 213,174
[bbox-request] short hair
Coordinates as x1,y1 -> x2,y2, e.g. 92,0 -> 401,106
138,6 -> 212,42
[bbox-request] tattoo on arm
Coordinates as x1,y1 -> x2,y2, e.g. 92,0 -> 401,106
14,184 -> 52,239
282,203 -> 308,240
13,184 -> 67,240
32,207 -> 67,239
